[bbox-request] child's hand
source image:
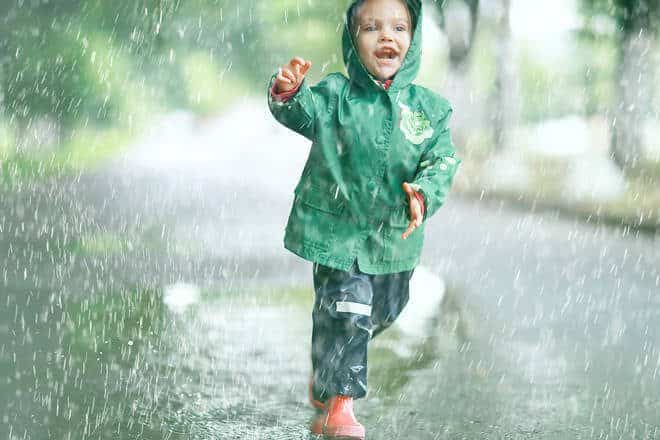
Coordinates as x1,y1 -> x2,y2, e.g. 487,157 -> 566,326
275,57 -> 312,93
401,182 -> 422,240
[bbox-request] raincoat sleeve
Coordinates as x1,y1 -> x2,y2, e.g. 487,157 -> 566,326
270,81 -> 301,102
267,74 -> 318,141
410,107 -> 461,221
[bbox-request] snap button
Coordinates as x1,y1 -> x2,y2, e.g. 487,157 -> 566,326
376,135 -> 386,144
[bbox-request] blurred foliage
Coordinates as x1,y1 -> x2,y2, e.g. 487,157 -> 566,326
573,31 -> 618,116
0,0 -> 360,186
579,0 -> 659,35
0,0 -> 659,168
575,0 -> 659,118
0,0 -> 353,157
516,44 -> 593,122
64,287 -> 166,362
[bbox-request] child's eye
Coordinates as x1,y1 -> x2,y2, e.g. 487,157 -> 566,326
396,25 -> 407,32
364,25 -> 376,31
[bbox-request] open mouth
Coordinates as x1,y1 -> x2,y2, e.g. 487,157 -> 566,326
375,48 -> 398,60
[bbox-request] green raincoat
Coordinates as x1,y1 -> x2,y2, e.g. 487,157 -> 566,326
267,0 -> 461,274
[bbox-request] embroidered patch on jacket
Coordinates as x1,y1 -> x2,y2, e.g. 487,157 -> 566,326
398,103 -> 433,145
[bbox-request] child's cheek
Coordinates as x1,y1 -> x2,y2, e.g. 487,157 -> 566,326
356,40 -> 371,65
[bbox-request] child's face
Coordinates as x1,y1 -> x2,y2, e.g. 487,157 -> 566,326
353,0 -> 412,81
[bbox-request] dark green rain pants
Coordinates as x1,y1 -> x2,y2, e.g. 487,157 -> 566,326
311,260 -> 414,401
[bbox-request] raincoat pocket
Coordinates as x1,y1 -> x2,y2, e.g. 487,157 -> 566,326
297,184 -> 345,216
381,205 -> 423,262
285,186 -> 343,258
387,205 -> 410,228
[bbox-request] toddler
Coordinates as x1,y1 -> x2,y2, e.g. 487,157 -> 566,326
268,0 -> 461,437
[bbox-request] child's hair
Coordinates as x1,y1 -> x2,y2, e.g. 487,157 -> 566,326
348,0 -> 413,35
348,0 -> 367,35
349,0 -> 366,32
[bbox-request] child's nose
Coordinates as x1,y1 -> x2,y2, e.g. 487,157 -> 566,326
378,32 -> 394,42
378,28 -> 394,42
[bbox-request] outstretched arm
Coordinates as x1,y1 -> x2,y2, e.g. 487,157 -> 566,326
267,57 -> 317,140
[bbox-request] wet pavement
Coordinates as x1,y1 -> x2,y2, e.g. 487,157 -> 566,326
1,104 -> 660,439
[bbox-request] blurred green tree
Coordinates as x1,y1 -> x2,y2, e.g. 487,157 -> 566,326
429,0 -> 481,149
579,0 -> 659,174
0,0 -> 347,150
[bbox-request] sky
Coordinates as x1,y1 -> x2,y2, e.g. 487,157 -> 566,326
511,0 -> 580,38
422,0 -> 581,60
510,0 -> 580,57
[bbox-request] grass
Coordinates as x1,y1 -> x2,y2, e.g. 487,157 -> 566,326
0,123 -> 140,190
74,231 -> 135,255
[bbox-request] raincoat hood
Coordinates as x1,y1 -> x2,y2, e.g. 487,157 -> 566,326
342,0 -> 422,92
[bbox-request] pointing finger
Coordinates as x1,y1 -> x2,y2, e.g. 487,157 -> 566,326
299,60 -> 312,76
291,57 -> 304,74
402,182 -> 414,196
401,221 -> 416,240
277,69 -> 292,84
413,205 -> 422,225
292,56 -> 306,68
281,68 -> 297,83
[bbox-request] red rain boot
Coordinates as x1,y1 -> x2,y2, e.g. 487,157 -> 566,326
322,395 -> 365,439
310,411 -> 326,435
